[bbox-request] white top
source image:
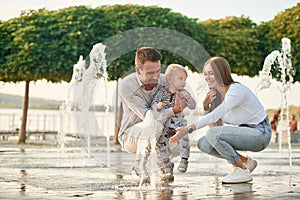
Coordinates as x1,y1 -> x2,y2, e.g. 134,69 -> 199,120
195,83 -> 267,129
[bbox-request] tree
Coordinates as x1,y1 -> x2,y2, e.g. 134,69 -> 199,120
98,5 -> 207,79
261,3 -> 300,82
200,16 -> 264,77
0,5 -> 207,143
0,7 -> 105,143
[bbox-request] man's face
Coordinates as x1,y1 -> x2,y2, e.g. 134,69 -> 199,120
136,60 -> 161,89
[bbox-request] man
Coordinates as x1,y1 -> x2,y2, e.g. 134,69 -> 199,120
118,47 -> 186,184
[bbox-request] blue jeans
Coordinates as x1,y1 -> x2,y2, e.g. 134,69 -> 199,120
197,116 -> 272,164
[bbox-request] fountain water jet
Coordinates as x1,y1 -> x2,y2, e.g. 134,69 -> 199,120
58,43 -> 110,164
58,55 -> 86,154
256,37 -> 294,190
130,110 -> 165,189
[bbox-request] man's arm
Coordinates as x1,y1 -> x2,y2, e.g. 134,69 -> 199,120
119,76 -> 174,123
119,82 -> 149,120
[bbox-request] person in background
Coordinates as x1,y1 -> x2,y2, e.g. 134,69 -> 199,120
290,114 -> 298,133
170,56 -> 272,184
117,47 -> 187,185
270,109 -> 281,143
152,64 -> 196,181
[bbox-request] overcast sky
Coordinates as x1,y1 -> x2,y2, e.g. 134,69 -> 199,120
0,0 -> 298,23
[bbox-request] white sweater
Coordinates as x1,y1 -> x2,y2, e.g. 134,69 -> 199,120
195,83 -> 267,129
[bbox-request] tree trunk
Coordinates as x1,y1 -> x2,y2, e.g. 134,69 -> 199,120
114,101 -> 122,145
113,80 -> 121,145
18,80 -> 30,144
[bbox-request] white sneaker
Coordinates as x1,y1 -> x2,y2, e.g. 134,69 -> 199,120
222,167 -> 252,184
244,157 -> 257,173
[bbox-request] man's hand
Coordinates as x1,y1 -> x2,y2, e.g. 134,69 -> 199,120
173,92 -> 187,114
156,102 -> 165,110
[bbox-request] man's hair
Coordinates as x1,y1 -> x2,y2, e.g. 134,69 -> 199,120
135,47 -> 162,66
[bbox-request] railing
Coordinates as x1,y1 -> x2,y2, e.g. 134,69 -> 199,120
0,110 -> 116,140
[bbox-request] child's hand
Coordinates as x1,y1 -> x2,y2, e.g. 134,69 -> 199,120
180,90 -> 190,100
173,92 -> 187,113
156,102 -> 165,110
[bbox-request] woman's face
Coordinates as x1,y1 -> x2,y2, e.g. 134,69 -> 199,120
203,64 -> 218,89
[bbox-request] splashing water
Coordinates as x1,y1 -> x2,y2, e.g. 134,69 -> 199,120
132,111 -> 166,189
256,38 -> 294,190
58,43 -> 108,158
74,43 -> 108,112
195,73 -> 209,109
58,56 -> 86,154
58,42 -> 168,188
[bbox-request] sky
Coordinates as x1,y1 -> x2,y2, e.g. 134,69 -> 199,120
0,0 -> 299,109
0,0 -> 299,23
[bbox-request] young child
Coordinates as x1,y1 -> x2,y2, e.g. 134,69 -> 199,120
152,64 -> 196,181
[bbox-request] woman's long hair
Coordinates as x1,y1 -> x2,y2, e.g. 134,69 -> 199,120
204,57 -> 235,126
210,90 -> 223,126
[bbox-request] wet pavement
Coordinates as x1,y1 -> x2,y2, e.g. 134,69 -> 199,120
0,140 -> 300,200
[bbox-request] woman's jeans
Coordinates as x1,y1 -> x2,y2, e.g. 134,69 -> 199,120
197,116 -> 272,164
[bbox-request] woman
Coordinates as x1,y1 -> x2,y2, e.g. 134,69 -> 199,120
170,57 -> 272,184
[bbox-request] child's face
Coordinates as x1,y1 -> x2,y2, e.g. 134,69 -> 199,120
169,70 -> 187,90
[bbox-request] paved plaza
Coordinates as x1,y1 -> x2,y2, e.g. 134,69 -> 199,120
0,140 -> 300,200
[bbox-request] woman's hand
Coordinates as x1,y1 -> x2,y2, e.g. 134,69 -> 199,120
204,89 -> 217,104
169,126 -> 188,143
203,89 -> 217,110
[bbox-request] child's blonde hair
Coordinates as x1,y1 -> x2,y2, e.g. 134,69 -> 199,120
165,64 -> 187,78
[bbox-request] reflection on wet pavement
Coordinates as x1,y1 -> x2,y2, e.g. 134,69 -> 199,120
19,169 -> 27,195
0,143 -> 299,199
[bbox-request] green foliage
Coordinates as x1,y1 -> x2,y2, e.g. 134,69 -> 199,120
199,7 -> 299,82
261,3 -> 300,82
0,6 -> 109,83
99,5 -> 207,79
0,4 -> 299,83
200,16 -> 264,77
0,5 -> 207,83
